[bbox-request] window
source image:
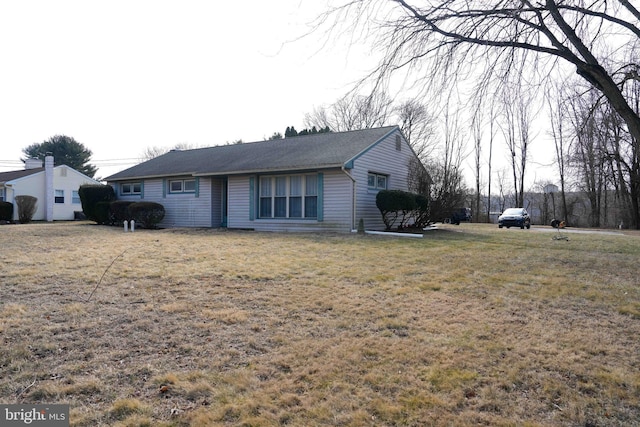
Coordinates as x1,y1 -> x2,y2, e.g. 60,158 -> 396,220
72,190 -> 80,204
304,175 -> 318,218
169,179 -> 196,193
121,182 -> 142,195
289,175 -> 302,218
368,173 -> 388,190
259,177 -> 272,217
259,174 -> 318,219
55,189 -> 64,204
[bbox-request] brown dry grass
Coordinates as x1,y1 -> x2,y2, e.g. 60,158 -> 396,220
1,221 -> 639,426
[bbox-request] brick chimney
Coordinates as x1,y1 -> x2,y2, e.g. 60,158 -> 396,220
25,158 -> 43,169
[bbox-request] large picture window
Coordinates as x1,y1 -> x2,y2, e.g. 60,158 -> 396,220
259,174 -> 318,219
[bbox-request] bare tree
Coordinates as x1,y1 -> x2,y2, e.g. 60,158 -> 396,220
320,1 -> 640,143
495,168 -> 510,213
428,100 -> 469,220
499,82 -> 535,208
546,81 -> 573,225
318,1 -> 640,226
471,109 -> 483,221
396,98 -> 436,160
568,88 -> 607,227
139,142 -> 200,161
140,146 -> 169,161
485,101 -> 498,222
304,90 -> 394,132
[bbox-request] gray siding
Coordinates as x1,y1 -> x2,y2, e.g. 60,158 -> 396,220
227,170 -> 354,232
107,128 -> 420,232
350,130 -> 414,230
113,178 -> 213,227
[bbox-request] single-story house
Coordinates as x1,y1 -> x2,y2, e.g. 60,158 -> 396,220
105,126 -> 425,232
0,156 -> 102,221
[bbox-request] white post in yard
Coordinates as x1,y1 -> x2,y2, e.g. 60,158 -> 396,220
130,219 -> 135,232
124,220 -> 128,232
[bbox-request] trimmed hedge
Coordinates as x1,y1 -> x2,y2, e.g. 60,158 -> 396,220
376,190 -> 429,230
95,201 -> 112,225
128,202 -> 165,229
0,201 -> 13,221
79,184 -> 115,224
110,200 -> 135,224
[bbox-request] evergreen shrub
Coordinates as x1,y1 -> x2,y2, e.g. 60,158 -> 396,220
95,202 -> 112,225
110,200 -> 135,224
128,202 -> 165,229
0,201 -> 13,221
78,184 -> 115,224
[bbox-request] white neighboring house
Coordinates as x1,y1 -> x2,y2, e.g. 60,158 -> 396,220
0,156 -> 101,221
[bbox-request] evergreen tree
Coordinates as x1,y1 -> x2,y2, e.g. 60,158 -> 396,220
285,126 -> 298,138
22,135 -> 97,178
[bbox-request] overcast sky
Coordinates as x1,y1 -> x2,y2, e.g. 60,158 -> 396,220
0,1 -> 556,187
0,0 -> 382,178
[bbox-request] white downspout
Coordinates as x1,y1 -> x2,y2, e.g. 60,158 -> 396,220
341,165 -> 357,231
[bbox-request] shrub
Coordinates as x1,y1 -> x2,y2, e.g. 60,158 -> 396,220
15,195 -> 37,224
376,190 -> 429,230
95,201 -> 112,225
110,200 -> 135,224
128,202 -> 165,229
0,201 -> 13,221
413,194 -> 430,228
78,185 -> 115,224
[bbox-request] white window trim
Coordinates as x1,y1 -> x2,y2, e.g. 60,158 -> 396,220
368,172 -> 388,190
169,179 -> 196,194
121,182 -> 142,195
54,189 -> 65,204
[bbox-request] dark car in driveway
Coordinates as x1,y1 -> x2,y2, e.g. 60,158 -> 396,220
498,208 -> 531,229
448,207 -> 472,225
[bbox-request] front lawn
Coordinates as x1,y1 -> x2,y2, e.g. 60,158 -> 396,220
1,222 -> 638,426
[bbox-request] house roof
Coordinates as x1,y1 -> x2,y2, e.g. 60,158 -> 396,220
0,167 -> 44,184
105,126 -> 400,181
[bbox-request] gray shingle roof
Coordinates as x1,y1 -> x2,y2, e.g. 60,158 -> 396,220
0,167 -> 44,183
105,126 -> 398,181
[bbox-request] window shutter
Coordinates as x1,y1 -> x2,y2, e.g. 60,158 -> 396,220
317,173 -> 324,222
140,181 -> 144,199
249,176 -> 255,221
195,177 -> 200,198
162,179 -> 167,198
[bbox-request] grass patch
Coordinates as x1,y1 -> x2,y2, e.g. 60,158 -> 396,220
0,222 -> 638,425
